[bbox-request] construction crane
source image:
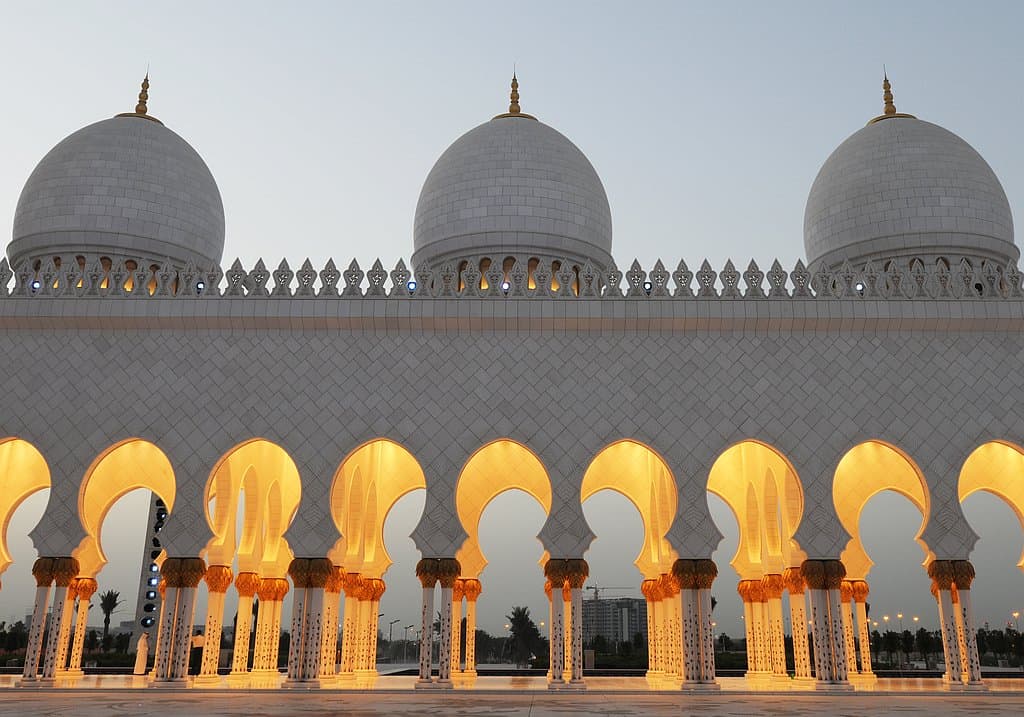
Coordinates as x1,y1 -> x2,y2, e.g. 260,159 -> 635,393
584,585 -> 633,601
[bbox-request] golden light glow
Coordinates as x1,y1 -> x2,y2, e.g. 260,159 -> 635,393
581,440 -> 678,579
959,440 -> 1024,568
455,439 -> 553,579
707,440 -> 805,579
0,438 -> 51,578
329,439 -> 425,579
833,440 -> 931,580
75,439 -> 176,578
204,439 -> 302,578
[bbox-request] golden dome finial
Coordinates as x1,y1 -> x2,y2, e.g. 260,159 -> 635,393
867,69 -> 915,125
509,72 -> 522,114
882,71 -> 896,116
135,73 -> 150,115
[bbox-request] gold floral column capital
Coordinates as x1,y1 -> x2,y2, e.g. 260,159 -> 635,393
453,578 -> 465,602
840,580 -> 854,603
51,557 -> 79,587
952,560 -> 976,590
204,565 -> 233,593
416,558 -> 440,588
326,566 -> 346,594
437,558 -> 462,589
640,578 -> 659,601
671,559 -> 699,590
236,572 -> 261,598
306,558 -> 333,589
565,559 -> 589,589
849,580 -> 870,603
288,558 -> 313,589
462,578 -> 482,602
782,567 -> 805,595
365,578 -> 387,602
762,573 -> 784,600
75,577 -> 98,601
927,559 -> 956,590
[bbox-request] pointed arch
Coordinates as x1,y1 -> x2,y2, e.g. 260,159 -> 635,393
958,440 -> 1024,568
832,440 -> 931,580
581,439 -> 678,579
75,439 -> 176,578
203,439 -> 302,577
0,438 -> 51,579
454,439 -> 553,579
329,439 -> 425,579
706,439 -> 806,579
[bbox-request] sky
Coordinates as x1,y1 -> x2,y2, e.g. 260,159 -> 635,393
3,1 -> 1024,640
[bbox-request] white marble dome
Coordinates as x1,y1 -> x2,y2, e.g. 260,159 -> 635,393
804,116 -> 1016,270
413,113 -> 613,272
9,114 -> 225,270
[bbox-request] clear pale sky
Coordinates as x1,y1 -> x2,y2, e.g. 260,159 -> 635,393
3,2 -> 1024,639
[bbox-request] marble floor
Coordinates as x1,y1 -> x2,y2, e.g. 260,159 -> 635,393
1,690 -> 1024,716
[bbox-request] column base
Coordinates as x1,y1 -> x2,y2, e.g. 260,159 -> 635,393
811,680 -> 854,691
414,678 -> 443,689
849,672 -> 878,689
149,678 -> 191,688
60,669 -> 84,678
681,680 -> 720,691
281,678 -> 326,689
547,678 -> 566,690
564,679 -> 587,691
14,678 -> 44,689
790,676 -> 817,690
743,671 -> 773,689
225,672 -> 252,686
434,678 -> 453,689
964,681 -> 988,691
192,673 -> 224,687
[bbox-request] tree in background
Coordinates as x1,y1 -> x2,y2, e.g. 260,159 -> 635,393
505,606 -> 543,668
98,589 -> 122,646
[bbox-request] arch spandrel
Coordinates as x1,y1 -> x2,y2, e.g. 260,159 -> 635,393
832,440 -> 933,580
0,438 -> 51,577
959,440 -> 1024,567
579,439 -> 679,578
706,440 -> 807,578
74,439 -> 176,578
454,439 -> 553,578
330,439 -> 426,577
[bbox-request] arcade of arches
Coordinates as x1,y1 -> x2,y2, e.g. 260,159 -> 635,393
2,436 -> 1024,691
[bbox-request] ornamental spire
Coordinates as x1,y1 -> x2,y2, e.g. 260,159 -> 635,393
135,73 -> 150,115
509,72 -> 520,114
882,71 -> 896,116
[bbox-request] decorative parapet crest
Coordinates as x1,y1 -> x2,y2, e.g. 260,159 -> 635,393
1,255 -> 1022,301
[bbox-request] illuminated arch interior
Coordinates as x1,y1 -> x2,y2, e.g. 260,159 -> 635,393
329,439 -> 425,579
0,438 -> 51,578
204,439 -> 302,578
581,440 -> 678,580
75,439 -> 176,578
959,440 -> 1024,568
707,440 -> 805,579
455,440 -> 553,579
833,440 -> 931,580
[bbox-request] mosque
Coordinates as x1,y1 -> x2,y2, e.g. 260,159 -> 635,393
1,72 -> 1022,692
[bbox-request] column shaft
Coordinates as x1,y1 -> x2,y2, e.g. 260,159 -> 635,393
68,593 -> 91,672
569,586 -> 584,683
169,586 -> 199,680
418,586 -> 434,682
549,588 -> 565,684
437,586 -> 454,682
788,591 -> 811,679
840,599 -> 858,675
958,588 -> 983,684
465,599 -> 478,673
198,589 -> 227,678
232,594 -> 255,674
854,600 -> 873,675
41,584 -> 74,678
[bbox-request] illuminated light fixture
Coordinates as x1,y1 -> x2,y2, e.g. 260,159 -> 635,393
501,281 -> 510,292
196,280 -> 205,293
855,282 -> 865,292
147,576 -> 159,587
31,280 -> 41,291
407,280 -> 417,293
145,590 -> 157,600
149,562 -> 159,573
141,617 -> 155,628
643,281 -> 653,295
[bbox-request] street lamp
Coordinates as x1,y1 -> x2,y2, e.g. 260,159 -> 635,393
1013,611 -> 1020,632
403,624 -> 415,663
388,618 -> 401,642
897,613 -> 904,632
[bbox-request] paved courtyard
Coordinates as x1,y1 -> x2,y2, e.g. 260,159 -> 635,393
3,689 -> 1024,716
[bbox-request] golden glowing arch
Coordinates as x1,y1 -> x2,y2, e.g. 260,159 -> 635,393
329,439 -> 425,579
581,440 -> 678,580
455,439 -> 553,579
204,439 -> 302,577
833,440 -> 931,580
959,440 -> 1024,568
0,438 -> 51,579
707,440 -> 806,579
75,439 -> 176,578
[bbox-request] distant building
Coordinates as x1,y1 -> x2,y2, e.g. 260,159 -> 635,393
582,597 -> 647,646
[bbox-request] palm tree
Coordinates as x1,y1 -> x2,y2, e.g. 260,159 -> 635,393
506,606 -> 542,668
99,589 -> 122,645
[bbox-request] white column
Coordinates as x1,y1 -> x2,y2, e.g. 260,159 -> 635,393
697,586 -> 717,683
42,582 -> 75,679
807,588 -> 832,682
22,581 -> 52,680
169,586 -> 199,680
952,591 -> 970,682
465,595 -> 478,674
680,588 -> 699,684
764,576 -> 787,677
320,577 -> 342,679
788,590 -> 811,679
437,584 -> 454,684
300,586 -> 325,680
251,595 -> 274,672
840,586 -> 858,676
754,599 -> 769,673
68,579 -> 97,674
286,584 -> 307,681
563,586 -> 572,682
937,586 -> 963,685
269,598 -> 284,671
826,586 -> 849,683
569,585 -> 584,685
367,597 -> 382,672
549,584 -> 565,686
198,566 -> 232,681
957,587 -> 983,685
741,594 -> 756,675
450,583 -> 462,674
152,585 -> 178,680
339,575 -> 359,676
854,600 -> 873,675
418,585 -> 435,683
230,572 -> 259,675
